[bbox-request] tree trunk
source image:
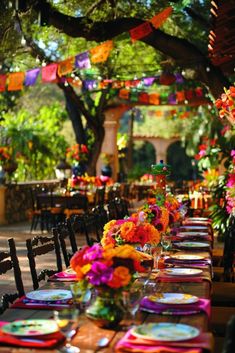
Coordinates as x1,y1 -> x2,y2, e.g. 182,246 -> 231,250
87,124 -> 105,175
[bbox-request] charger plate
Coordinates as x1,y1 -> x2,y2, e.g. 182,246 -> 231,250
147,293 -> 199,304
1,319 -> 58,336
176,242 -> 209,248
164,268 -> 203,276
170,254 -> 205,261
26,289 -> 72,301
131,323 -> 200,341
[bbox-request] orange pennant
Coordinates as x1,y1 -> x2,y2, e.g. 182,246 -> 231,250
90,40 -> 113,63
176,91 -> 185,102
150,7 -> 173,29
57,57 -> 74,77
119,89 -> 130,100
0,75 -> 7,92
130,22 -> 153,42
149,93 -> 160,105
7,72 -> 25,91
139,92 -> 149,104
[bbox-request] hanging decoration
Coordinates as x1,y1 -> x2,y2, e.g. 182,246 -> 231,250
150,7 -> 173,29
7,72 -> 25,91
24,68 -> 40,86
0,75 -> 7,92
129,22 -> 153,42
41,63 -> 58,82
90,40 -> 114,63
57,57 -> 74,77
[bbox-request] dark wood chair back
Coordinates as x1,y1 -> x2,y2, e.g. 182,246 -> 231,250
94,187 -> 105,206
114,197 -> 129,219
0,238 -> 25,313
26,233 -> 63,290
66,194 -> 88,211
53,220 -> 78,268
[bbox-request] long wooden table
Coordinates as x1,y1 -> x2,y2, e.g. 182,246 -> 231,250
0,250 -> 213,353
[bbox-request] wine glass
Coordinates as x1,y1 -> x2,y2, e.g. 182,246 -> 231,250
53,308 -> 80,353
160,234 -> 172,256
70,283 -> 92,312
122,282 -> 143,328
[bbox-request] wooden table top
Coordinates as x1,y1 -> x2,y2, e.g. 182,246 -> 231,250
0,250 -> 213,353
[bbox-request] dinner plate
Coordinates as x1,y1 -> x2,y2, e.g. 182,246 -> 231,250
148,293 -> 199,304
1,319 -> 58,336
177,232 -> 206,237
181,226 -> 208,230
131,323 -> 200,341
176,241 -> 210,248
186,218 -> 209,222
164,268 -> 203,276
26,289 -> 72,301
170,254 -> 205,261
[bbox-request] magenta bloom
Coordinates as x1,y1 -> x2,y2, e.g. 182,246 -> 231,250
226,174 -> 235,187
87,261 -> 113,286
83,244 -> 103,262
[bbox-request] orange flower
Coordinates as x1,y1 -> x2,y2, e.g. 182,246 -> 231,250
108,266 -> 131,288
120,221 -> 136,242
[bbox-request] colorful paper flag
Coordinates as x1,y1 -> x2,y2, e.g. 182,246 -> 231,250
75,51 -> 91,70
0,75 -> 7,92
41,63 -> 58,82
176,91 -> 185,102
24,68 -> 40,86
150,7 -> 173,29
83,80 -> 97,90
119,89 -> 130,100
112,81 -> 124,89
143,77 -> 155,86
130,91 -> 139,102
130,22 -> 153,42
149,93 -> 160,105
8,72 -> 25,91
138,92 -> 149,104
57,57 -> 74,77
168,93 -> 177,104
90,40 -> 113,63
185,89 -> 194,100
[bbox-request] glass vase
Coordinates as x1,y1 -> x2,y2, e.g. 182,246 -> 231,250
85,289 -> 124,328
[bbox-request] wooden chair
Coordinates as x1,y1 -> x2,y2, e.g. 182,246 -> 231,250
0,238 -> 25,314
53,220 -> 78,268
26,233 -> 63,290
93,187 -> 106,206
69,213 -> 101,246
63,193 -> 88,218
114,197 -> 130,219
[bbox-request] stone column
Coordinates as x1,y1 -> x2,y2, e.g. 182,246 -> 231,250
0,186 -> 7,225
96,105 -> 129,181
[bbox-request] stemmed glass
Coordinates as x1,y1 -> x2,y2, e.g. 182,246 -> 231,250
160,233 -> 172,256
122,281 -> 143,328
53,308 -> 80,353
70,283 -> 92,312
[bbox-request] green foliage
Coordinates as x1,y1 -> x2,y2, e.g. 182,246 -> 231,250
0,103 -> 67,181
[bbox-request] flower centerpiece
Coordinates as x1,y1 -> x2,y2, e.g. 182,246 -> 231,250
100,217 -> 160,249
66,144 -> 89,176
70,243 -> 149,327
215,86 -> 235,125
225,150 -> 235,216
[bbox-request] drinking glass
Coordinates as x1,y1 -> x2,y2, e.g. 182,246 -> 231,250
160,234 -> 172,256
54,308 -> 80,353
70,283 -> 92,312
122,282 -> 143,327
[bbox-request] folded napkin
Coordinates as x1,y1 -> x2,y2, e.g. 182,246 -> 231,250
0,321 -> 65,348
172,243 -> 211,252
48,271 -> 77,282
171,235 -> 212,243
155,273 -> 203,283
140,297 -> 211,317
115,329 -> 213,353
10,295 -> 72,310
164,258 -> 211,268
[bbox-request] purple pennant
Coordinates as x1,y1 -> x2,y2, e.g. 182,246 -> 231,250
75,51 -> 91,69
24,68 -> 40,86
175,73 -> 184,84
168,93 -> 177,104
143,77 -> 155,86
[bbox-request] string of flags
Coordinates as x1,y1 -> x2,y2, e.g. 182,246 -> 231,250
0,7 -> 173,92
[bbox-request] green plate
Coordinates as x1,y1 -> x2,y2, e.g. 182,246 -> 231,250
131,323 -> 200,341
2,319 -> 58,336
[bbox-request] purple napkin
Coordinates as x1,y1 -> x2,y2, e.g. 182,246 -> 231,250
140,297 -> 211,317
164,257 -> 211,267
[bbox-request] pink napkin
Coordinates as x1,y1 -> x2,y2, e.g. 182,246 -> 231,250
48,271 -> 77,282
0,321 -> 65,348
140,297 -> 211,317
115,329 -> 213,353
10,295 -> 72,310
155,270 -> 211,285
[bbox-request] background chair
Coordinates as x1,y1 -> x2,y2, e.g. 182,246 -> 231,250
53,220 -> 78,268
63,193 -> 88,218
26,233 -> 63,290
0,238 -> 25,313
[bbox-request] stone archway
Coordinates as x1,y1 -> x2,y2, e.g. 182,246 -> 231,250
133,135 -> 179,164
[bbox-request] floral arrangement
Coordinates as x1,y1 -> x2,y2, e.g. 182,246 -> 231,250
101,217 -> 160,248
66,144 -> 89,164
215,86 -> 235,125
136,193 -> 182,232
140,173 -> 154,183
0,146 -> 12,163
70,243 -> 148,292
225,150 -> 235,216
